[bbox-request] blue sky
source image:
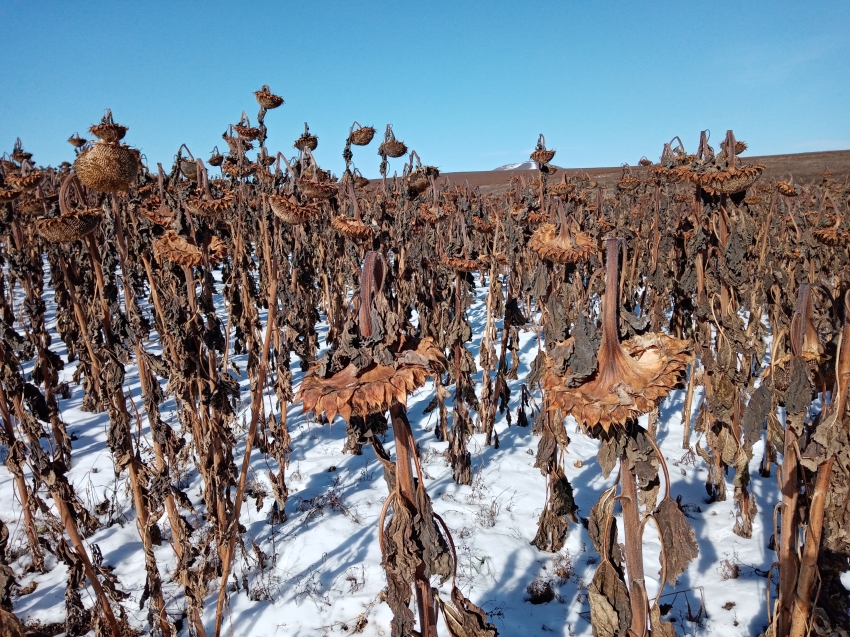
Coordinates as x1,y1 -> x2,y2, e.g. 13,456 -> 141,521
1,1 -> 848,177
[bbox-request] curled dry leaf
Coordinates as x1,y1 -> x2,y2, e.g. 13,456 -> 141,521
438,586 -> 499,637
589,561 -> 632,637
588,485 -> 619,560
207,236 -> 228,263
649,603 -> 678,637
531,466 -> 578,552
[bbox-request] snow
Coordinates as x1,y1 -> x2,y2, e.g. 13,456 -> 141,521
0,262 -> 780,637
494,162 -> 539,171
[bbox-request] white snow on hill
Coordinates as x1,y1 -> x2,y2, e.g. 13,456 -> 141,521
494,161 -> 539,171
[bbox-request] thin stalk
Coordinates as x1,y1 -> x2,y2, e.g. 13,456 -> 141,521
620,447 -> 648,637
213,271 -> 279,637
0,377 -> 43,571
788,455 -> 833,637
788,299 -> 850,636
681,361 -> 697,449
57,256 -> 103,406
8,391 -> 121,637
777,420 -> 800,637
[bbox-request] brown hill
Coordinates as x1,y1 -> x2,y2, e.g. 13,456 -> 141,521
434,149 -> 850,196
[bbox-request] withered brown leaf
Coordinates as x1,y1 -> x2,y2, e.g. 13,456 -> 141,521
654,497 -> 699,585
438,586 -> 499,637
650,602 -> 678,637
588,561 -> 632,637
588,485 -> 619,561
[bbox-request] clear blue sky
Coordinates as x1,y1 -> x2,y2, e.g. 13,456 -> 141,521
1,1 -> 848,177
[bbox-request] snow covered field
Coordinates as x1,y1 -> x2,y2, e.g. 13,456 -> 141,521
2,265 -> 780,637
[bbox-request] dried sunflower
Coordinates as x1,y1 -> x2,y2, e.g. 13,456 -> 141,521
74,142 -> 139,193
544,239 -> 691,432
254,84 -> 284,109
529,203 -> 595,264
89,109 -> 127,144
153,231 -> 203,267
34,211 -> 101,243
269,194 -> 320,225
378,124 -> 407,158
530,134 -> 556,165
349,122 -> 376,146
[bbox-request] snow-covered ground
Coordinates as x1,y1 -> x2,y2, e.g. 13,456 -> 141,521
1,263 -> 779,637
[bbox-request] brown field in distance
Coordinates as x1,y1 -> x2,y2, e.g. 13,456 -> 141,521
424,149 -> 850,196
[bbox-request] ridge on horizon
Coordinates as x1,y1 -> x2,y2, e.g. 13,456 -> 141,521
486,148 -> 850,175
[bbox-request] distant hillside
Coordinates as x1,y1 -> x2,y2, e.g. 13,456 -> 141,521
433,149 -> 850,196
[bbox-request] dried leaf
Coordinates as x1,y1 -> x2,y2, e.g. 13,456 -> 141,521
742,381 -> 773,451
588,485 -> 619,562
597,434 -> 625,479
650,602 -> 678,637
438,586 -> 499,637
784,363 -> 813,417
531,467 -> 578,552
588,561 -> 631,637
654,496 -> 699,585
